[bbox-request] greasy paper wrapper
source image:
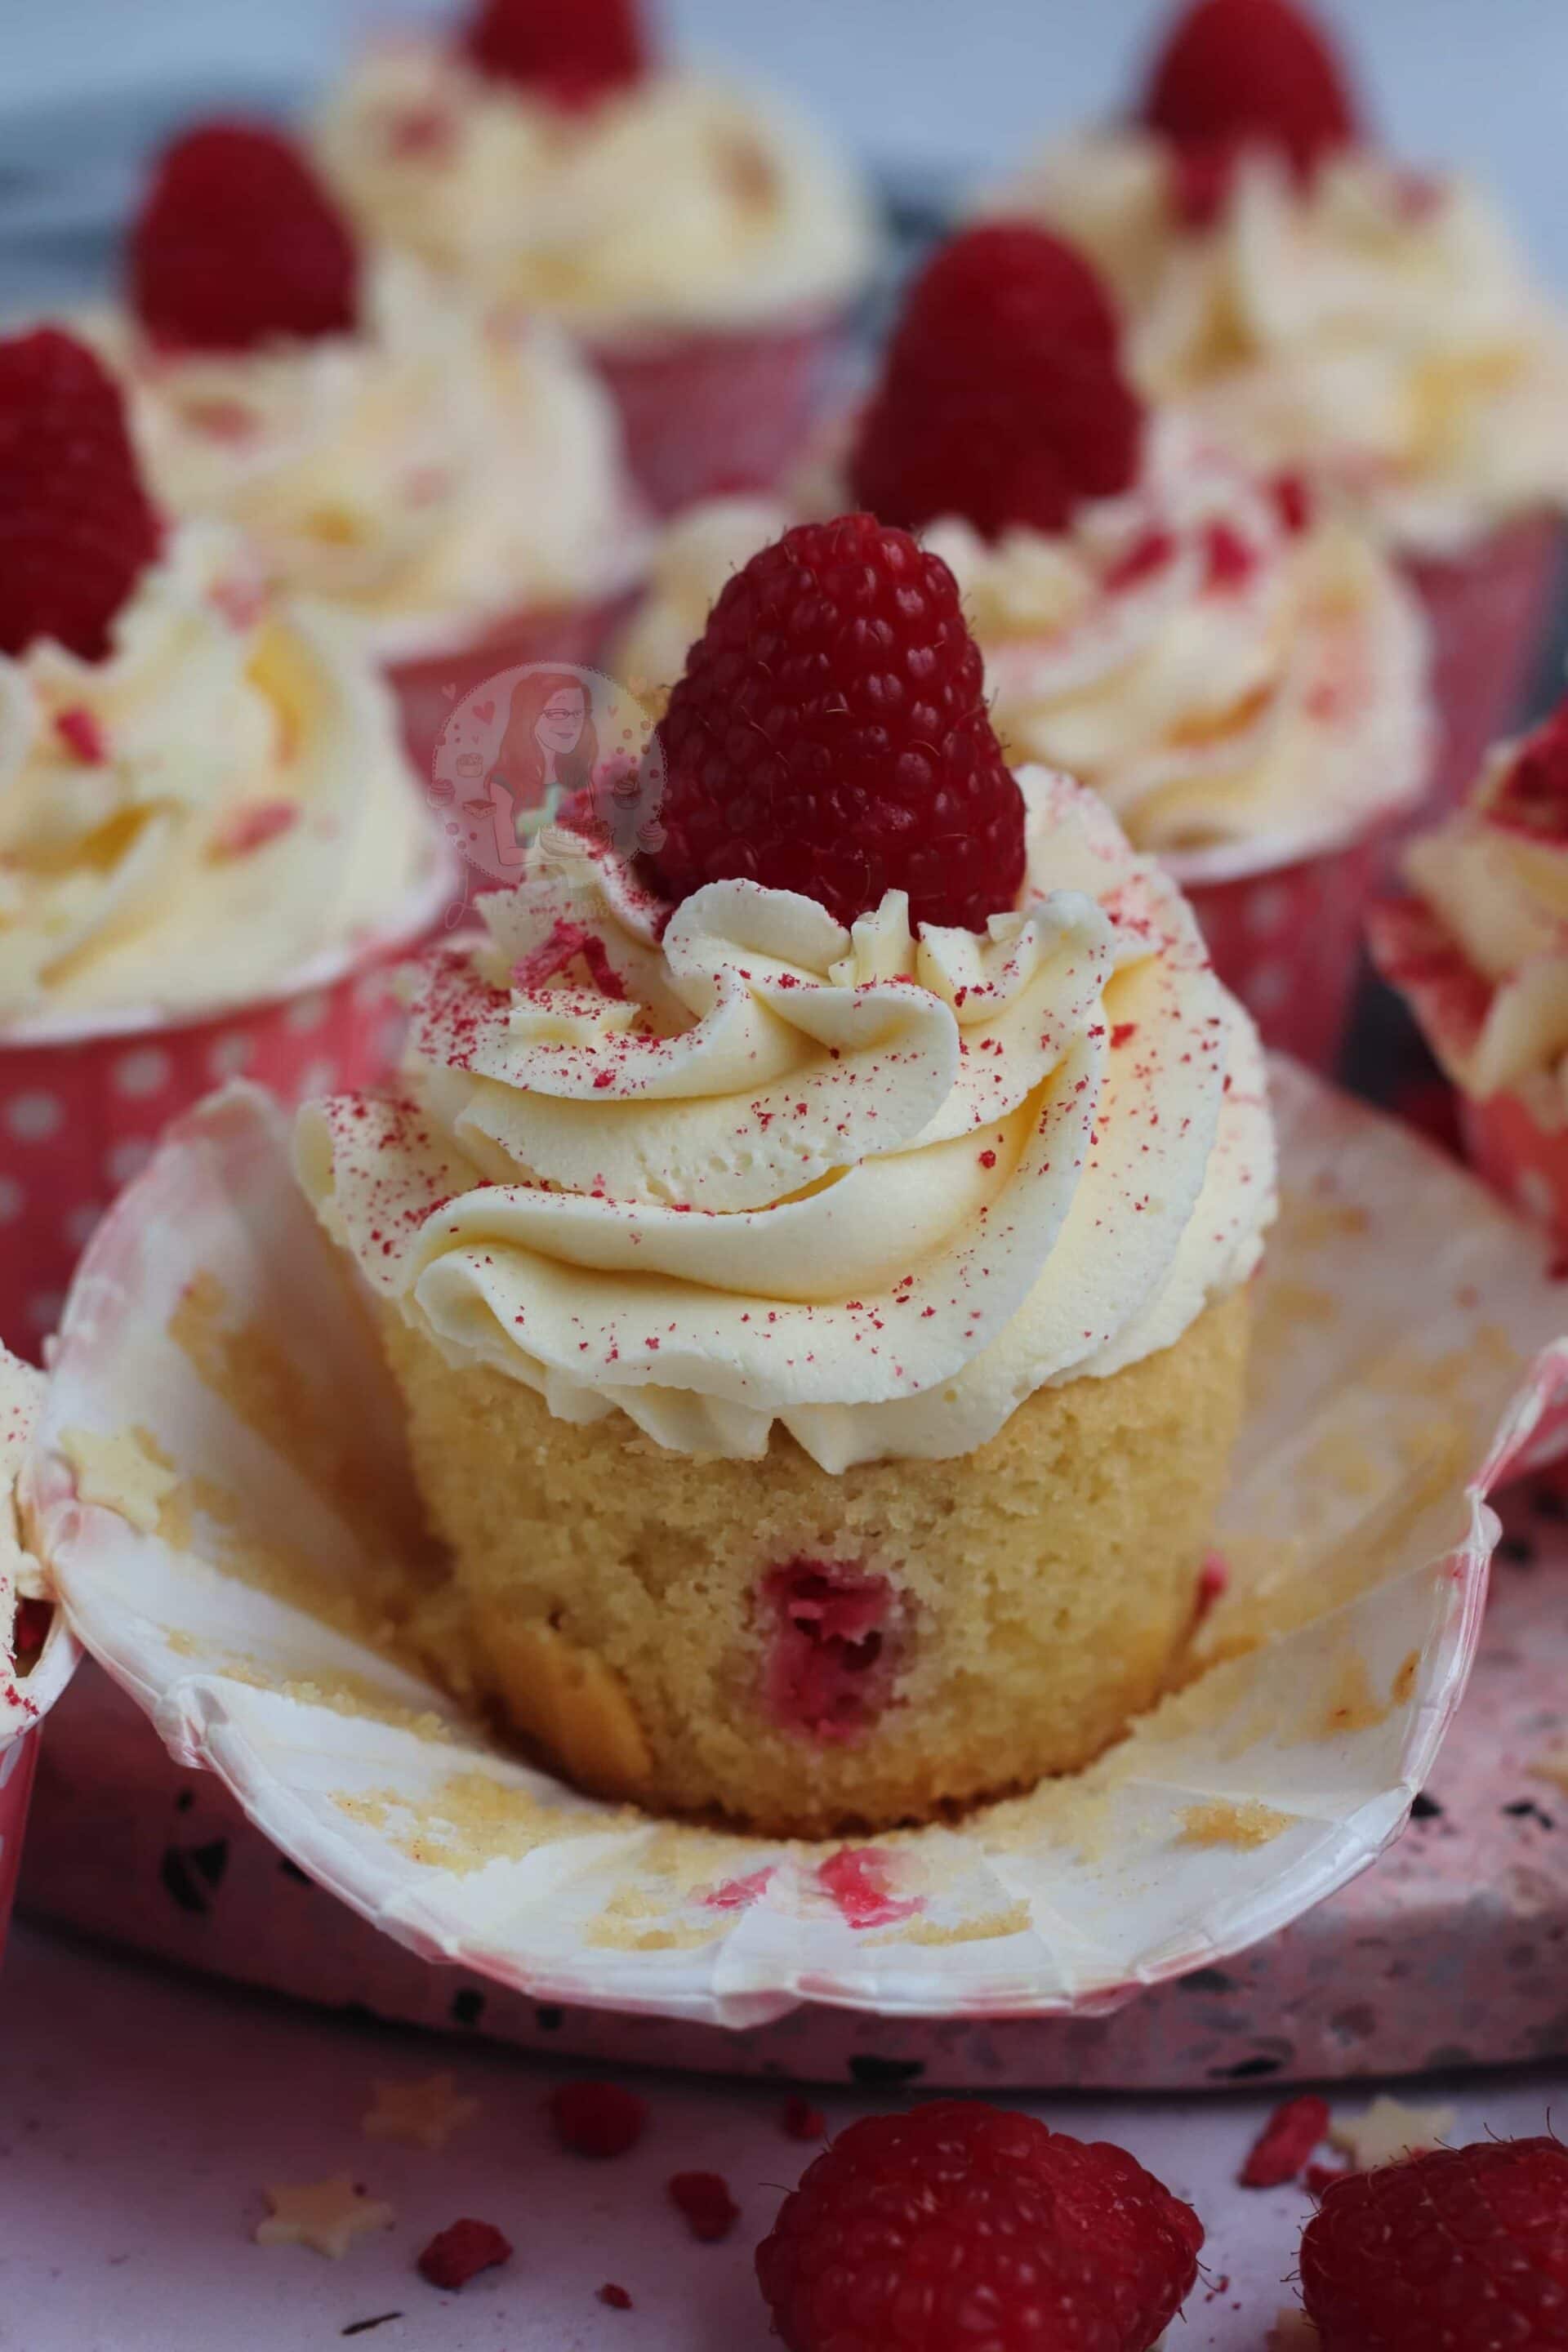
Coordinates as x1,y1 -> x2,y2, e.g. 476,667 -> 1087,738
1173,830 -> 1385,1071
0,862 -> 449,1360
1402,512 -> 1564,830
24,1061 -> 1568,2029
386,592 -> 637,783
588,308 -> 850,516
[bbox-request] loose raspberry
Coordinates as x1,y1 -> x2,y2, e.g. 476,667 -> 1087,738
755,2100 -> 1203,2352
131,122 -> 359,352
669,2172 -> 740,2243
55,706 -> 108,764
761,1561 -> 898,1744
782,2096 -> 826,2144
644,514 -> 1027,933
1300,2137 -> 1568,2351
548,2079 -> 648,2159
1239,2094 -> 1330,2189
1489,701 -> 1568,840
416,2217 -> 512,2290
0,328 -> 161,662
461,0 -> 648,108
598,2282 -> 633,2309
1141,0 -> 1359,225
849,225 -> 1144,541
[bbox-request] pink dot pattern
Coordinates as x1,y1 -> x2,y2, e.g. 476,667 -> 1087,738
0,945 -> 425,1358
587,314 -> 843,517
1184,830 -> 1385,1071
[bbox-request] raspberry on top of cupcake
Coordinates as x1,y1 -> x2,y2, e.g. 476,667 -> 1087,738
1370,700 -> 1568,1116
302,510 -> 1273,1469
310,0 -> 874,333
985,0 -> 1568,559
78,121 -> 641,658
0,327 -> 437,1022
301,513 -> 1274,1828
618,223 -> 1431,872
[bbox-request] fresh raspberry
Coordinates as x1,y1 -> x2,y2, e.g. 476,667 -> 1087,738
1141,0 -> 1359,225
548,2078 -> 648,2159
598,2283 -> 634,2309
762,1561 -> 898,1744
130,123 -> 359,352
644,514 -> 1027,933
1239,2094 -> 1330,2189
1300,2136 -> 1568,2351
1490,702 -> 1568,840
461,0 -> 648,108
849,225 -> 1144,541
416,2217 -> 512,2290
755,2100 -> 1203,2352
669,2172 -> 740,2243
782,2096 -> 826,2144
0,328 -> 162,662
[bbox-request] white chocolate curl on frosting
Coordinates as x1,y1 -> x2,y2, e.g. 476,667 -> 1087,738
984,138 -> 1568,557
311,47 -> 875,332
82,257 -> 643,661
299,769 -> 1276,1470
0,521 -> 438,1022
615,418 -> 1432,870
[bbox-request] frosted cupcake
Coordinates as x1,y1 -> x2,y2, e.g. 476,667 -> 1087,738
1370,699 -> 1568,1246
0,327 -> 445,1352
311,0 -> 876,513
987,0 -> 1568,817
87,120 -> 644,775
617,225 -> 1433,1066
301,512 -> 1275,1837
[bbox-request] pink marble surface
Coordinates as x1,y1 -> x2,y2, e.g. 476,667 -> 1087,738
4,1916 -> 1566,2352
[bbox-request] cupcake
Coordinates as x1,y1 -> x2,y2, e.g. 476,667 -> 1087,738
85,121 -> 644,777
0,327 -> 447,1352
986,0 -> 1568,817
299,513 -> 1276,1837
617,224 -> 1432,1067
1370,698 -> 1568,1245
311,0 -> 877,514
0,1347 -> 74,1954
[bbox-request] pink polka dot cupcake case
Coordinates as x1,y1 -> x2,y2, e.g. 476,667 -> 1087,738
0,327 -> 451,1359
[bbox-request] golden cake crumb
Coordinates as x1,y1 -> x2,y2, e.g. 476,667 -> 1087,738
1177,1800 -> 1294,1851
1531,1744 -> 1568,1796
60,1424 -> 178,1535
1267,2314 -> 1320,2351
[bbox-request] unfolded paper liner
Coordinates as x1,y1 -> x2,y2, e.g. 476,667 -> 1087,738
385,591 -> 642,783
24,1062 -> 1568,2029
0,857 -> 452,1360
587,307 -> 853,516
1401,511 -> 1565,838
0,1354 -> 79,1957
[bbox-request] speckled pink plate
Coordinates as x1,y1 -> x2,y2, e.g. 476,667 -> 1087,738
21,1062 -> 1568,2028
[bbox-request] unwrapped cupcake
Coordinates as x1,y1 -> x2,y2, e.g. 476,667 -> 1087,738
0,327 -> 447,1352
311,0 -> 876,513
1370,698 -> 1568,1247
299,512 -> 1276,1837
985,0 -> 1568,817
84,120 -> 645,777
617,224 -> 1433,1067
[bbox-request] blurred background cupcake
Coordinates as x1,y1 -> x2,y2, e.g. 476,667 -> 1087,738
0,327 -> 448,1354
985,0 -> 1568,826
78,120 -> 646,777
1370,698 -> 1568,1245
617,223 -> 1433,1067
311,0 -> 878,514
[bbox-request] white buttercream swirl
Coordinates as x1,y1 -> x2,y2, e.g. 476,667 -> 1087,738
313,46 -> 875,332
299,768 -> 1275,1469
986,137 -> 1568,557
0,521 -> 440,1022
1388,742 -> 1568,1108
613,421 -> 1432,866
82,257 -> 643,662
